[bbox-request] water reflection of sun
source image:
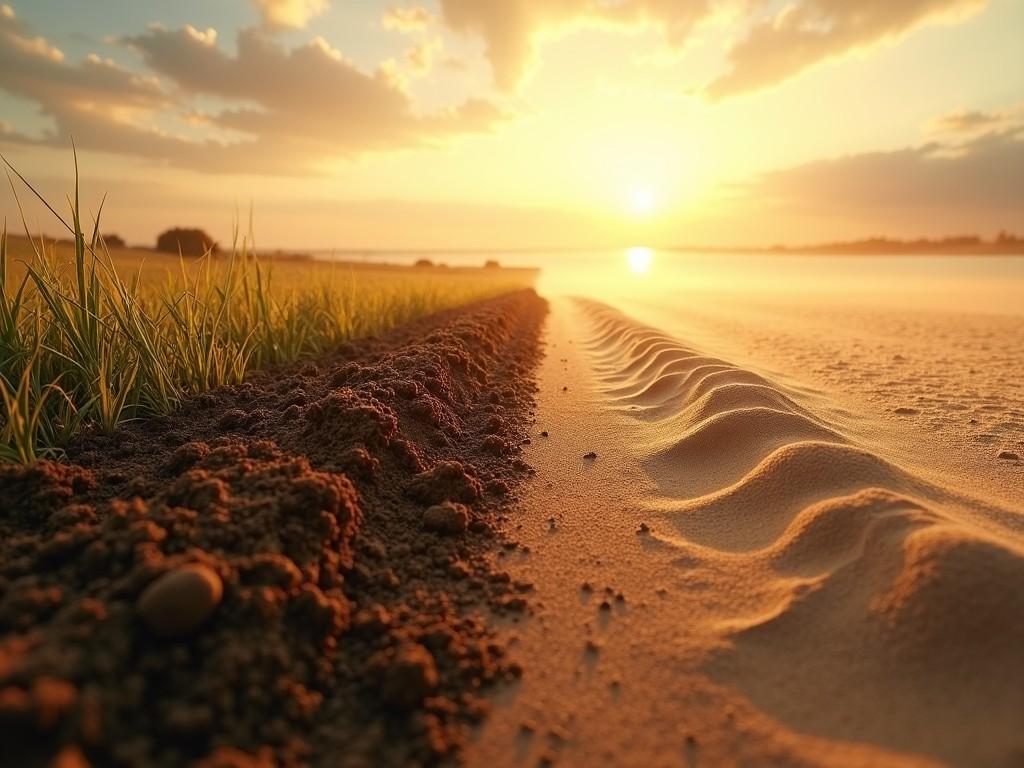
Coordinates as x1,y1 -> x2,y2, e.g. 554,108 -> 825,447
627,246 -> 653,274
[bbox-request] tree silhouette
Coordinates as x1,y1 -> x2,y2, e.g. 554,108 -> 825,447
156,228 -> 218,256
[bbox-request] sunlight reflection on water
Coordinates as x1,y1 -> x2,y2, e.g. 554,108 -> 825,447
315,247 -> 1024,317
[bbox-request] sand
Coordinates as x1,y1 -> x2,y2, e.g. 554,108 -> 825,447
465,292 -> 1024,767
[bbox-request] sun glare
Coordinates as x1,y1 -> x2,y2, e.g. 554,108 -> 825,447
627,246 -> 654,274
628,187 -> 656,216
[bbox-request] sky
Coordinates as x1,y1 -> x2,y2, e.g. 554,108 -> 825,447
0,0 -> 1021,250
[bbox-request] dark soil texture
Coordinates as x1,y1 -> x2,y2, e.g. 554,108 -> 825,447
0,289 -> 548,768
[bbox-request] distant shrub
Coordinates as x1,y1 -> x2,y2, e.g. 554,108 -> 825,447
103,234 -> 126,248
484,259 -> 500,269
414,258 -> 434,268
156,228 -> 218,256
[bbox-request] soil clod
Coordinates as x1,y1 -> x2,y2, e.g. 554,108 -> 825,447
422,501 -> 471,535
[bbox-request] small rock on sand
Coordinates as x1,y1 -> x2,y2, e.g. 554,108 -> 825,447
583,451 -> 598,460
997,450 -> 1020,461
137,564 -> 223,638
422,501 -> 470,535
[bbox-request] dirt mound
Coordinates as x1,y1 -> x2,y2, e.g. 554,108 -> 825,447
0,290 -> 547,767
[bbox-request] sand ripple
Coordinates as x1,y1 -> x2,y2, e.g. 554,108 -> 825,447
576,298 -> 1024,765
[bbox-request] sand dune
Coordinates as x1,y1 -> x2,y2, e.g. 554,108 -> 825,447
573,298 -> 1024,765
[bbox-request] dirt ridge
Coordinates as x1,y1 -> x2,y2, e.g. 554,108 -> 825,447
0,289 -> 548,768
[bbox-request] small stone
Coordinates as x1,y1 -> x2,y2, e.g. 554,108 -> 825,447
997,450 -> 1020,461
540,431 -> 549,437
583,451 -> 598,460
637,522 -> 651,534
422,501 -> 470,535
137,564 -> 223,638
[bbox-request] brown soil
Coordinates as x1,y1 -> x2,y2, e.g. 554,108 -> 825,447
0,290 -> 547,768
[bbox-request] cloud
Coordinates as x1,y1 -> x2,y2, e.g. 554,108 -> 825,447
930,104 -> 1024,139
382,7 -> 433,34
124,26 -> 502,155
739,109 -> 1023,234
251,0 -> 328,31
402,37 -> 441,76
0,7 -> 505,174
381,6 -> 443,78
705,0 -> 986,100
0,8 -> 166,110
438,0 -> 711,90
436,0 -> 987,97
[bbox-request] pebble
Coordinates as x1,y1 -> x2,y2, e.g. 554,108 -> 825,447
137,564 -> 223,638
997,450 -> 1020,461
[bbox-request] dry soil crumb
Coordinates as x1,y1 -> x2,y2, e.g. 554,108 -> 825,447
0,290 -> 547,767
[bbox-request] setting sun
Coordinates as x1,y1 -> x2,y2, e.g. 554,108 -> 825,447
627,186 -> 657,217
626,246 -> 654,273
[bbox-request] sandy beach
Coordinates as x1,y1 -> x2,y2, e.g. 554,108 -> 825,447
460,254 -> 1024,767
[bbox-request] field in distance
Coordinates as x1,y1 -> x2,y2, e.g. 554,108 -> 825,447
1,229 -> 537,462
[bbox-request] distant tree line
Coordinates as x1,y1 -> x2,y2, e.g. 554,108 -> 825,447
84,228 -> 219,255
768,231 -> 1024,255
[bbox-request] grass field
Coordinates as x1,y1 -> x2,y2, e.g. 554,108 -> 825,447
0,186 -> 536,463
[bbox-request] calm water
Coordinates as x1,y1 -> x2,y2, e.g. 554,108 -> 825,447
317,248 -> 1024,317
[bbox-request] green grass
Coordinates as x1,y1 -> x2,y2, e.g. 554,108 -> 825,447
0,157 -> 536,463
